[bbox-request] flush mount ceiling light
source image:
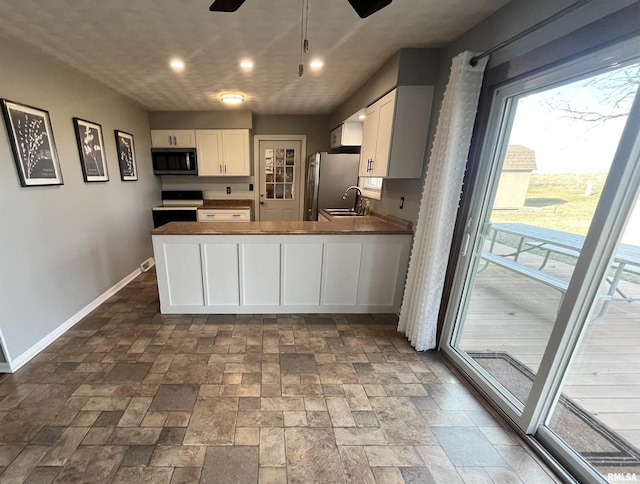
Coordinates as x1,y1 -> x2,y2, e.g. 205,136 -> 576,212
169,58 -> 185,72
240,59 -> 254,71
309,59 -> 324,70
358,114 -> 366,120
221,93 -> 244,105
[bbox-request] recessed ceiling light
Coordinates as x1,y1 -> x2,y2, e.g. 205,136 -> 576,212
221,93 -> 244,105
309,59 -> 324,70
240,60 -> 254,70
358,114 -> 366,120
169,58 -> 185,72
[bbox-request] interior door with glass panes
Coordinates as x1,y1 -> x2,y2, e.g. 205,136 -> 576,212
259,140 -> 302,221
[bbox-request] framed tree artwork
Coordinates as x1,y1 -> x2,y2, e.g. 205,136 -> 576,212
114,130 -> 138,181
72,117 -> 109,182
1,99 -> 63,187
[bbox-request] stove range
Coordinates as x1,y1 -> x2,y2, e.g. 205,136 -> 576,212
152,190 -> 204,228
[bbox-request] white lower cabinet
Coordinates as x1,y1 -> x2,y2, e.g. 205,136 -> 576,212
321,243 -> 362,306
152,234 -> 411,314
241,244 -> 280,306
163,243 -> 204,306
283,243 -> 323,306
358,238 -> 404,306
203,244 -> 239,306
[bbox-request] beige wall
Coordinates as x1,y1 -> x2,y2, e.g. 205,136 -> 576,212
0,34 -> 160,364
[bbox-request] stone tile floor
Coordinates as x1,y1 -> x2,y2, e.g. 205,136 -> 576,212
0,269 -> 560,483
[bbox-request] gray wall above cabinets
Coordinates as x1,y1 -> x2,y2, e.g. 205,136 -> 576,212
0,33 -> 160,366
253,114 -> 332,160
148,110 -> 253,129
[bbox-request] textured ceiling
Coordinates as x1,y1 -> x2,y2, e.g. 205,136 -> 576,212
0,0 -> 509,114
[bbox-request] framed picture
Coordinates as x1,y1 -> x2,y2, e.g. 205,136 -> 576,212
0,99 -> 63,187
114,130 -> 138,181
73,117 -> 109,182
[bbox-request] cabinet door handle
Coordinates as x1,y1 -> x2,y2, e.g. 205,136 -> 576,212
370,160 -> 374,172
219,164 -> 222,173
168,135 -> 172,145
224,164 -> 227,174
232,214 -> 241,217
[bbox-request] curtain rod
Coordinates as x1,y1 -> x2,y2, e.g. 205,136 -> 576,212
469,0 -> 593,67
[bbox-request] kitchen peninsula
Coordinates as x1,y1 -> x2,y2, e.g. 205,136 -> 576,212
152,216 -> 413,314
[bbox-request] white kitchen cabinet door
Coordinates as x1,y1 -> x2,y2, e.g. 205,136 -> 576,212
321,243 -> 362,306
203,244 -> 240,306
385,86 -> 433,178
357,239 -> 404,306
241,243 -> 280,306
371,90 -> 396,177
357,86 -> 432,179
151,129 -> 196,148
283,243 -> 323,306
162,243 -> 204,306
196,130 -> 223,176
221,129 -> 250,176
359,104 -> 379,176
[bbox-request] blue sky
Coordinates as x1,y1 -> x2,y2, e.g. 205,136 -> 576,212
508,64 -> 639,173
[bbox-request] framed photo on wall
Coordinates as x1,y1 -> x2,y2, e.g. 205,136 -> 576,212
114,130 -> 138,181
72,117 -> 109,182
0,99 -> 63,187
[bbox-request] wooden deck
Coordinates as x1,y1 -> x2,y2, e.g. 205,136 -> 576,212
458,244 -> 640,451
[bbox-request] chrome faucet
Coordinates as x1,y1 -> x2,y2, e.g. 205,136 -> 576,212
342,185 -> 362,213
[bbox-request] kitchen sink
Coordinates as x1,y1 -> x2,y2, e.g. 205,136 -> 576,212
323,208 -> 363,217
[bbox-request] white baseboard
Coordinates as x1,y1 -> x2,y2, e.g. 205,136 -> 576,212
4,261 -> 151,373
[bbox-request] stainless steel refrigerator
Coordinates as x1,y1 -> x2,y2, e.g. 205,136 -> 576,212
304,152 -> 360,221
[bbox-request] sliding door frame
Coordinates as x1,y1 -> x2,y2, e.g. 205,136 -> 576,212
439,31 -> 640,484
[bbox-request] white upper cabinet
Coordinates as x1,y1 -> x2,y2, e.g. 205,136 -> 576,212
196,130 -> 222,177
358,86 -> 434,179
196,129 -> 250,177
221,130 -> 250,176
151,130 -> 196,148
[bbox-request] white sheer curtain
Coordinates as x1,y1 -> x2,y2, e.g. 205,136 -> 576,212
398,51 -> 488,351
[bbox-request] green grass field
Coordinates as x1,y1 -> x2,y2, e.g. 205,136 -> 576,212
489,172 -> 640,283
491,172 -> 608,235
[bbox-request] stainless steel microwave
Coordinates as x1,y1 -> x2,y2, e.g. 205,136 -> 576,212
152,148 -> 197,175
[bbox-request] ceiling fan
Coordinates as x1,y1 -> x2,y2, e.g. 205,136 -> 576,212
209,0 -> 393,18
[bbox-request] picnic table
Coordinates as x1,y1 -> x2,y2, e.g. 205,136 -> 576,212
481,222 -> 640,322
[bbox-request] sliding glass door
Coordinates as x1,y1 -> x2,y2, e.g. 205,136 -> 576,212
441,37 -> 640,482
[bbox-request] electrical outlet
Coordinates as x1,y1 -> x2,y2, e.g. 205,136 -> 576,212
400,197 -> 405,209
249,183 -> 254,191
226,186 -> 231,195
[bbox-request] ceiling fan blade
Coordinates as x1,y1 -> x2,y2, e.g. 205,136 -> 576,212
209,0 -> 246,12
347,0 -> 392,18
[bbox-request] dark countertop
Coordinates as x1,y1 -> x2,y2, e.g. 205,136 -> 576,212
152,216 -> 413,235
